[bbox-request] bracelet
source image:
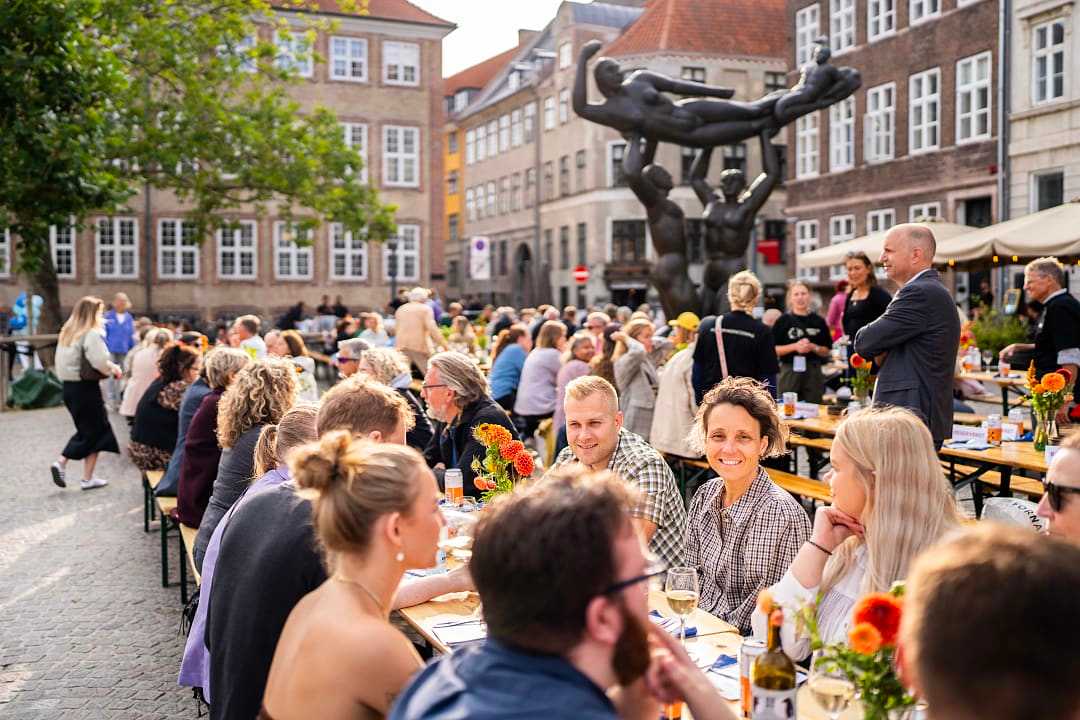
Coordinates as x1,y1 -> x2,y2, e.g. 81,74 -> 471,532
807,540 -> 833,557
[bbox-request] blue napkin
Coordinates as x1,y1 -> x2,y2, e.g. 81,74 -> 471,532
649,609 -> 697,638
945,438 -> 992,450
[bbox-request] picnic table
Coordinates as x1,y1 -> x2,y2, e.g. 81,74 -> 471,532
397,589 -> 856,719
956,370 -> 1029,415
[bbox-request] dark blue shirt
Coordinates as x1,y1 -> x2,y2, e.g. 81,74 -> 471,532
390,639 -> 617,720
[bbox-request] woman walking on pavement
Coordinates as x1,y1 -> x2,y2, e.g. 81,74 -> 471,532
51,296 -> 123,490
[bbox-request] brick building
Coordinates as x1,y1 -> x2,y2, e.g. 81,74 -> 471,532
0,0 -> 454,321
784,0 -> 999,292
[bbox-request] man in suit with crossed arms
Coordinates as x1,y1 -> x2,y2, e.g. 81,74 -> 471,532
854,224 -> 960,448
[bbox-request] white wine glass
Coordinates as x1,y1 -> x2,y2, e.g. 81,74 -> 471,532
981,350 -> 994,370
808,657 -> 855,720
664,567 -> 699,645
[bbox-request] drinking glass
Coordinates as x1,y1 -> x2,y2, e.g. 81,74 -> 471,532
664,567 -> 700,644
981,350 -> 994,370
807,658 -> 855,720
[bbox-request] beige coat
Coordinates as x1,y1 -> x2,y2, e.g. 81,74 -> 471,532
54,329 -> 119,382
649,342 -> 699,459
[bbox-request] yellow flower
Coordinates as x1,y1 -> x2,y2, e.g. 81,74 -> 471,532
849,622 -> 883,655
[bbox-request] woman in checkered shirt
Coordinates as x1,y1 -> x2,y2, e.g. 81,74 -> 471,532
682,377 -> 811,635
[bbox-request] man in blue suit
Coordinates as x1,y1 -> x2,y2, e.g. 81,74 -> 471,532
855,224 -> 960,448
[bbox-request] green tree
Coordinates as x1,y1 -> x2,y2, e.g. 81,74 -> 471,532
0,0 -> 396,335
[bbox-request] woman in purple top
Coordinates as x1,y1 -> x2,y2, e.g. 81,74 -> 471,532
513,321 -> 568,440
178,405 -> 318,702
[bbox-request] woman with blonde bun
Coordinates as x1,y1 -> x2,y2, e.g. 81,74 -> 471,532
750,406 -> 960,658
260,432 -> 444,720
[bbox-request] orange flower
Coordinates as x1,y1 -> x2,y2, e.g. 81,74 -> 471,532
475,477 -> 495,491
485,424 -> 513,447
1042,373 -> 1066,393
768,608 -> 783,628
850,354 -> 866,369
849,622 -> 883,655
1032,383 -> 1045,395
499,440 -> 526,461
852,593 -> 903,646
757,589 -> 775,616
513,452 -> 535,477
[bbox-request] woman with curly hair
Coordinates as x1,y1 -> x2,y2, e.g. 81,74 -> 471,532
193,358 -> 297,570
357,347 -> 433,452
128,342 -> 203,472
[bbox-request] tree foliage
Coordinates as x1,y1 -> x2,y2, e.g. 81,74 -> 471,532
0,0 -> 397,332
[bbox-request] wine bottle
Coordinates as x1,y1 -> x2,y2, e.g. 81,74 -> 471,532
750,608 -> 797,719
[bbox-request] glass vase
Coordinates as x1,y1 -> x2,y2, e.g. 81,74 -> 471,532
1034,410 -> 1052,452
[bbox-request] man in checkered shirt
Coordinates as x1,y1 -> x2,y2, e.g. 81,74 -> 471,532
551,376 -> 685,567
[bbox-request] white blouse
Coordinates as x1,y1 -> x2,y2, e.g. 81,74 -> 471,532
750,544 -> 868,660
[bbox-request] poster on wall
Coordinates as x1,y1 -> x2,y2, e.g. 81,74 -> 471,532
470,236 -> 491,280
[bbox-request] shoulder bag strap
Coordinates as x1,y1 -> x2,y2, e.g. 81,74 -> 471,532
714,316 -> 729,380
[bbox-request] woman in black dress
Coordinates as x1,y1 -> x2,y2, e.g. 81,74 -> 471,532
842,251 -> 892,376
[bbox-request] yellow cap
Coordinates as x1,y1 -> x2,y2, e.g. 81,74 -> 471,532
668,312 -> 700,331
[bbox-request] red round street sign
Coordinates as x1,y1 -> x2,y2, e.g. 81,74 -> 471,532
572,265 -> 589,284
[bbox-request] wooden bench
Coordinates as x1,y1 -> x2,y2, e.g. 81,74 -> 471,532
766,468 -> 832,504
154,493 -> 200,604
155,495 -> 178,591
180,523 -> 202,589
142,470 -> 165,533
537,418 -> 556,468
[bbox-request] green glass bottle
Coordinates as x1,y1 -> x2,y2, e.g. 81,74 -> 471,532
750,608 -> 797,719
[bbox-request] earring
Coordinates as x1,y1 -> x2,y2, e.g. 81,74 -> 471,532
395,551 -> 405,562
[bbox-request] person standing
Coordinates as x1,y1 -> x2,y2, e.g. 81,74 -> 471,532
103,292 -> 136,408
611,318 -> 669,439
773,280 -> 832,404
841,251 -> 892,342
854,224 -> 960,448
650,320 -> 699,460
394,287 -> 448,375
826,279 -> 848,340
51,297 -> 122,490
514,321 -> 567,441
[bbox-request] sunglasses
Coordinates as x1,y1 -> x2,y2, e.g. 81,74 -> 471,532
600,557 -> 667,596
1043,480 -> 1080,512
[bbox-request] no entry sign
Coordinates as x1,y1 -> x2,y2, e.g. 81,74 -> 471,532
572,265 -> 589,284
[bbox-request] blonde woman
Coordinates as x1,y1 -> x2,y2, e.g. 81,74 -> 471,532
357,347 -> 433,452
447,315 -> 477,356
611,317 -> 672,439
120,327 -> 171,419
51,296 -> 123,490
514,320 -> 568,440
773,280 -> 831,404
192,358 -> 297,570
358,312 -> 390,348
750,406 -> 961,657
691,270 -> 779,404
261,433 -> 443,720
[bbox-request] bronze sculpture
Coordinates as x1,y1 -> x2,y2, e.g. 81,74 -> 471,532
574,37 -> 861,317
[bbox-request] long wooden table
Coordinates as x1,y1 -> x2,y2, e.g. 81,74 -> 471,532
398,590 -> 855,719
956,370 -> 1029,414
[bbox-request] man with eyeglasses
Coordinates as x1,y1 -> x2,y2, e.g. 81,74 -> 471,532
391,467 -> 738,720
1038,433 -> 1080,542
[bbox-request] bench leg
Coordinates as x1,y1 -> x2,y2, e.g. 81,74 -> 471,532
160,514 -> 171,588
143,476 -> 150,533
179,531 -> 189,605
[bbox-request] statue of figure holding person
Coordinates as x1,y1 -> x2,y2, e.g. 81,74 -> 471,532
621,133 -> 699,317
774,38 -> 862,123
691,130 -> 782,316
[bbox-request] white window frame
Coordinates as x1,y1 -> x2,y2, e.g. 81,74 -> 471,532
465,188 -> 475,221
273,222 -> 313,280
909,202 -> 941,221
909,68 -> 940,155
499,177 -> 510,214
486,181 -> 496,216
796,220 -> 819,282
606,140 -> 628,187
796,4 -> 821,65
559,42 -> 572,69
511,173 -> 522,211
217,220 -> 258,280
867,208 -> 896,234
524,102 -> 537,142
50,222 -> 77,279
909,0 -> 940,27
0,228 -> 10,278
486,120 -> 498,157
956,52 -> 992,144
157,218 -> 199,280
544,97 -> 556,130
499,114 -> 510,152
382,125 -> 420,188
1033,20 -> 1066,105
330,223 -> 368,281
475,125 -> 486,161
382,224 -> 420,283
466,129 -> 476,164
828,214 -> 855,281
274,29 -> 313,78
796,112 -> 820,179
829,97 -> 854,172
867,0 -> 896,42
511,109 -> 523,147
1031,169 -> 1065,211
382,41 -> 420,86
830,0 -> 855,53
342,122 -> 368,183
559,89 -> 570,124
329,36 -> 368,82
95,217 -> 139,280
864,82 -> 896,163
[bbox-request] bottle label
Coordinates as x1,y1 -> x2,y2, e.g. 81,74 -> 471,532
751,687 -> 797,719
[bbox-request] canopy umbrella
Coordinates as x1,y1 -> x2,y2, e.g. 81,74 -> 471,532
935,198 -> 1080,264
795,217 -> 975,269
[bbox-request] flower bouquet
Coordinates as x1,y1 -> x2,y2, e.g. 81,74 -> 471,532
470,423 -> 534,502
797,583 -> 914,720
849,354 -> 874,402
1026,362 -> 1073,451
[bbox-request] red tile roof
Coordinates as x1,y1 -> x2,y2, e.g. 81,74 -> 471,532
271,0 -> 454,27
603,0 -> 786,59
444,44 -> 522,95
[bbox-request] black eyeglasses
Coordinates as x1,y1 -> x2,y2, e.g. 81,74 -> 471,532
421,383 -> 448,391
600,558 -> 667,596
1043,480 -> 1080,512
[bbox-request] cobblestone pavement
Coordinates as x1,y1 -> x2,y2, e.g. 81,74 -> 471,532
0,407 -> 195,720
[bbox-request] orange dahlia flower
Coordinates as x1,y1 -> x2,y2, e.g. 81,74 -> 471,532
500,440 -> 526,461
513,452 -> 535,477
850,354 -> 866,369
1032,383 -> 1046,395
849,622 -> 883,655
486,424 -> 513,446
852,592 -> 903,646
1042,373 -> 1066,393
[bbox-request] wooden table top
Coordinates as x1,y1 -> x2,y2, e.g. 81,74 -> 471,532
398,590 -> 854,719
956,371 -> 1029,388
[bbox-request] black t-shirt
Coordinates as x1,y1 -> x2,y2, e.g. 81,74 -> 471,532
691,311 -> 778,404
1034,291 -> 1080,377
206,483 -> 326,720
772,312 -> 831,365
842,285 -> 892,339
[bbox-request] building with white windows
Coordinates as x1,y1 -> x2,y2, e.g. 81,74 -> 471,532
0,0 -> 454,321
785,0 -> 999,293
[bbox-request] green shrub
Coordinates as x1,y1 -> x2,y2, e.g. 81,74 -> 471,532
969,310 -> 1029,357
